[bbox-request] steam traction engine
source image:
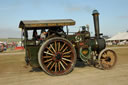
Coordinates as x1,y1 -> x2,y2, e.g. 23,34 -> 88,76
19,10 -> 117,76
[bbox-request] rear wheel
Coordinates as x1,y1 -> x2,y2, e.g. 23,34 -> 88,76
38,37 -> 76,76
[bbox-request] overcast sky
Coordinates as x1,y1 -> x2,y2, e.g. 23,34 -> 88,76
0,0 -> 128,38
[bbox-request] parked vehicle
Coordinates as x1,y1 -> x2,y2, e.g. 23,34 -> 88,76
0,43 -> 6,52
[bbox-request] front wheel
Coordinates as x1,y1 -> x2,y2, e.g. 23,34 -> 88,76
98,49 -> 117,70
38,37 -> 77,76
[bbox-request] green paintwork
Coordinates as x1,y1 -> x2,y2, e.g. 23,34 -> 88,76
19,18 -> 105,68
26,45 -> 40,67
66,35 -> 76,42
80,47 -> 91,63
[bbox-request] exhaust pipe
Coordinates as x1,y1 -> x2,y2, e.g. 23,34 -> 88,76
92,10 -> 100,38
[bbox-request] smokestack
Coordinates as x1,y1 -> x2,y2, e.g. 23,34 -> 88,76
92,10 -> 100,38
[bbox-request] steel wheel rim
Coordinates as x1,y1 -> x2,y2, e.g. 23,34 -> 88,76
99,49 -> 117,69
39,38 -> 76,75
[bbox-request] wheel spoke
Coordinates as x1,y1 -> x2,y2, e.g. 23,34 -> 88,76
55,41 -> 57,52
62,60 -> 68,66
58,61 -> 61,71
110,58 -> 115,65
43,56 -> 52,58
58,42 -> 60,52
55,62 -> 57,72
101,60 -> 106,64
102,53 -> 107,58
50,62 -> 55,70
63,55 -> 71,58
47,47 -> 54,54
50,44 -> 56,53
44,58 -> 52,63
62,46 -> 68,52
44,51 -> 54,56
107,51 -> 114,57
101,56 -> 105,59
59,61 -> 66,70
60,43 -> 66,51
62,57 -> 72,63
63,51 -> 71,55
47,61 -> 53,68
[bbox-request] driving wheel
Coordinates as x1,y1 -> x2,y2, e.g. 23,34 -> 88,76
38,37 -> 76,76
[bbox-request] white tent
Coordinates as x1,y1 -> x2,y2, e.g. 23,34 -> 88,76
107,32 -> 128,41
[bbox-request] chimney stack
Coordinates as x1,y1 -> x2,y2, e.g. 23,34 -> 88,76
92,10 -> 100,38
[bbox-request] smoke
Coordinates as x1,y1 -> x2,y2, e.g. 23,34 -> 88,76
118,16 -> 128,19
66,5 -> 95,13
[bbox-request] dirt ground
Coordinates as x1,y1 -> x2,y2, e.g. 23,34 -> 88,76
0,47 -> 128,85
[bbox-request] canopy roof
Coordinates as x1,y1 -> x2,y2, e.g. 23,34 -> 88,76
19,19 -> 75,29
107,32 -> 128,41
